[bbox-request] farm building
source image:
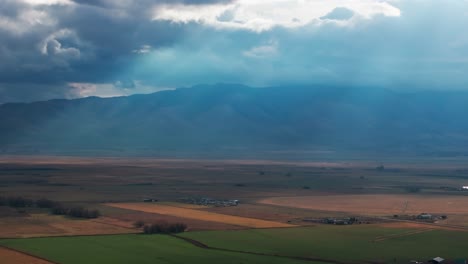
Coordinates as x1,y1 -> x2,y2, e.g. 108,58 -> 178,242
429,257 -> 444,264
180,197 -> 240,207
417,213 -> 433,220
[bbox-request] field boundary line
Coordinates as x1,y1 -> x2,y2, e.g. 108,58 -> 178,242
373,216 -> 468,232
0,244 -> 60,264
171,234 -> 360,264
0,232 -> 141,240
89,218 -> 138,230
373,228 -> 434,242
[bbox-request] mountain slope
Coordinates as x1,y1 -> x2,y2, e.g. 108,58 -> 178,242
1,84 -> 468,158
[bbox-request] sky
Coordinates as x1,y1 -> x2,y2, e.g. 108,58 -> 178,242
0,0 -> 467,103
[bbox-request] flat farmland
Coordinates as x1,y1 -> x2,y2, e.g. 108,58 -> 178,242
259,194 -> 468,215
0,234 -> 319,264
201,203 -> 339,223
0,214 -> 136,239
96,203 -> 245,231
1,156 -> 468,264
181,225 -> 468,263
105,203 -> 294,228
2,156 -> 468,204
2,225 -> 468,264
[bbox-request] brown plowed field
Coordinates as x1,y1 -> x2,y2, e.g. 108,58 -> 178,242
0,247 -> 54,264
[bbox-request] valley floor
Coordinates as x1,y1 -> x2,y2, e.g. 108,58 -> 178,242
1,156 -> 468,263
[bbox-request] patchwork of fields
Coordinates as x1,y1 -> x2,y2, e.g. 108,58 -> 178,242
2,157 -> 468,263
105,203 -> 294,228
1,225 -> 467,264
259,194 -> 468,215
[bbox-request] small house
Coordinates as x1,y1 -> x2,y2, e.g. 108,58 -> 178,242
417,213 -> 433,220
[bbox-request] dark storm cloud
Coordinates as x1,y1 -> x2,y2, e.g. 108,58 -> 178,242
0,0 -> 204,102
0,1 -> 68,84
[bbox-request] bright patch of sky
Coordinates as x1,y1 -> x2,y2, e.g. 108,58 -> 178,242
21,0 -> 72,5
153,0 -> 401,32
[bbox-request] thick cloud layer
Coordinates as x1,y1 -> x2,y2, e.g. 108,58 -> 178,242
0,0 -> 467,103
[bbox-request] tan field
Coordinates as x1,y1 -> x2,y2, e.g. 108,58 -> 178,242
258,194 -> 468,215
0,214 -> 136,239
0,247 -> 53,264
105,203 -> 295,228
107,210 -> 245,231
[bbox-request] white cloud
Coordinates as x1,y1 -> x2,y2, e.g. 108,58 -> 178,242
133,45 -> 152,54
21,0 -> 72,5
153,0 -> 401,32
243,41 -> 278,58
67,81 -> 173,98
41,29 -> 80,58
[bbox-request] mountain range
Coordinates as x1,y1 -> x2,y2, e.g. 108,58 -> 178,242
1,84 -> 468,159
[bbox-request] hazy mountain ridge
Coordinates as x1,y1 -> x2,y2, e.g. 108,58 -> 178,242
1,84 -> 468,157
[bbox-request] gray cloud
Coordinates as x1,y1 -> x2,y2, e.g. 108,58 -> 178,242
0,0 -> 192,102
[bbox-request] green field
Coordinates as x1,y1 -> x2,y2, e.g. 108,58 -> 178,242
0,234 -> 319,264
181,226 -> 468,263
2,226 -> 468,264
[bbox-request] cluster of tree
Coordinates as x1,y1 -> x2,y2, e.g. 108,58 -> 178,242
51,206 -> 100,219
0,196 -> 56,208
140,221 -> 187,234
133,220 -> 145,228
36,198 -> 58,208
0,196 -> 100,219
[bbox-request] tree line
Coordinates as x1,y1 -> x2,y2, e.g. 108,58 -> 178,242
0,196 -> 56,208
134,220 -> 187,234
0,196 -> 100,219
51,205 -> 100,219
